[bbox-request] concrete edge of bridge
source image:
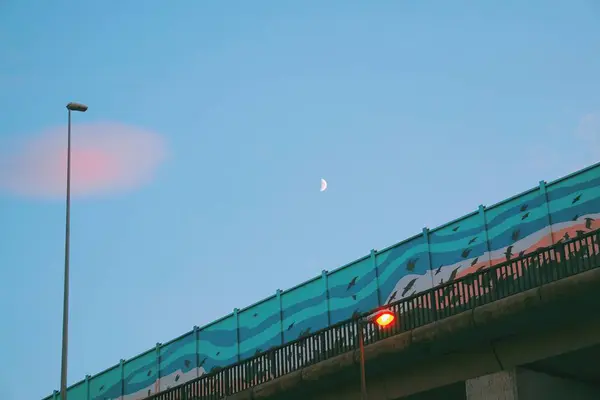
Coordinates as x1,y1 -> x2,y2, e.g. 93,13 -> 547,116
225,267 -> 600,400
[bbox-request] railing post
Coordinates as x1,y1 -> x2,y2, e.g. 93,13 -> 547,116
422,228 -> 433,287
85,375 -> 90,400
370,249 -> 382,306
556,241 -> 568,279
422,228 -> 435,323
571,238 -> 583,274
276,289 -> 284,345
536,252 -> 547,285
479,205 -> 493,268
591,232 -> 600,268
155,343 -> 161,393
234,308 -> 240,362
53,390 -> 58,400
539,180 -> 555,245
181,383 -> 187,400
224,368 -> 230,397
491,267 -> 500,301
322,270 -> 331,326
193,325 -> 200,378
524,252 -> 536,288
427,290 -> 437,323
318,331 -> 326,360
120,358 -> 125,398
269,349 -> 277,380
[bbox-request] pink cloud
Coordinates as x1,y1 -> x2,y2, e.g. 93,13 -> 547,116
0,122 -> 167,199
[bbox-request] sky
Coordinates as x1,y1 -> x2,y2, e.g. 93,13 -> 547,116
0,1 -> 599,399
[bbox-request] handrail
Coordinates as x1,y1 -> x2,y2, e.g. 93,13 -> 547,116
145,229 -> 600,399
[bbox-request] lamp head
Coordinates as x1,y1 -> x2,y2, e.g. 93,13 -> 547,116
372,309 -> 395,327
66,102 -> 88,112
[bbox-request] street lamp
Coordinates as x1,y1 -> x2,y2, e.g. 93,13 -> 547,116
60,102 -> 88,400
357,308 -> 396,400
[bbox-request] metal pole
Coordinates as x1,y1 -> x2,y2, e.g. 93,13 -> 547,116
60,109 -> 72,400
359,321 -> 367,400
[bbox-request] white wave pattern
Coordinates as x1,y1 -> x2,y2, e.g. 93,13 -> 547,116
121,367 -> 206,400
384,215 -> 594,303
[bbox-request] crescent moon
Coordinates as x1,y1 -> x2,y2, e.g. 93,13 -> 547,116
320,178 -> 328,192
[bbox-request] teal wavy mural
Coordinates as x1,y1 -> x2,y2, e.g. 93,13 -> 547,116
89,364 -> 121,400
44,162 -> 600,400
281,277 -> 328,344
238,294 -> 281,360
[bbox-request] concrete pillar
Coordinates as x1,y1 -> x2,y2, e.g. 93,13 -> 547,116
516,368 -> 599,400
466,368 -> 600,400
466,370 -> 518,400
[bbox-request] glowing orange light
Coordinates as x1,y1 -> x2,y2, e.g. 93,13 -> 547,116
374,311 -> 395,327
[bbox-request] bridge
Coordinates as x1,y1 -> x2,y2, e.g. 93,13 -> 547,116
137,232 -> 600,399
45,162 -> 600,400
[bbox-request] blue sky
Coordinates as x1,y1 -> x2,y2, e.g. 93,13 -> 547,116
0,1 -> 599,399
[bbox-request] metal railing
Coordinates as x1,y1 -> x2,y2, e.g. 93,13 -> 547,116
145,229 -> 600,400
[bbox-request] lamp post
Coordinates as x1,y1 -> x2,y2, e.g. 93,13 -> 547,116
357,308 -> 396,400
60,102 -> 88,400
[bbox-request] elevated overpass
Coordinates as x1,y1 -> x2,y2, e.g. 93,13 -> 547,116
45,162 -> 600,400
140,229 -> 600,399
